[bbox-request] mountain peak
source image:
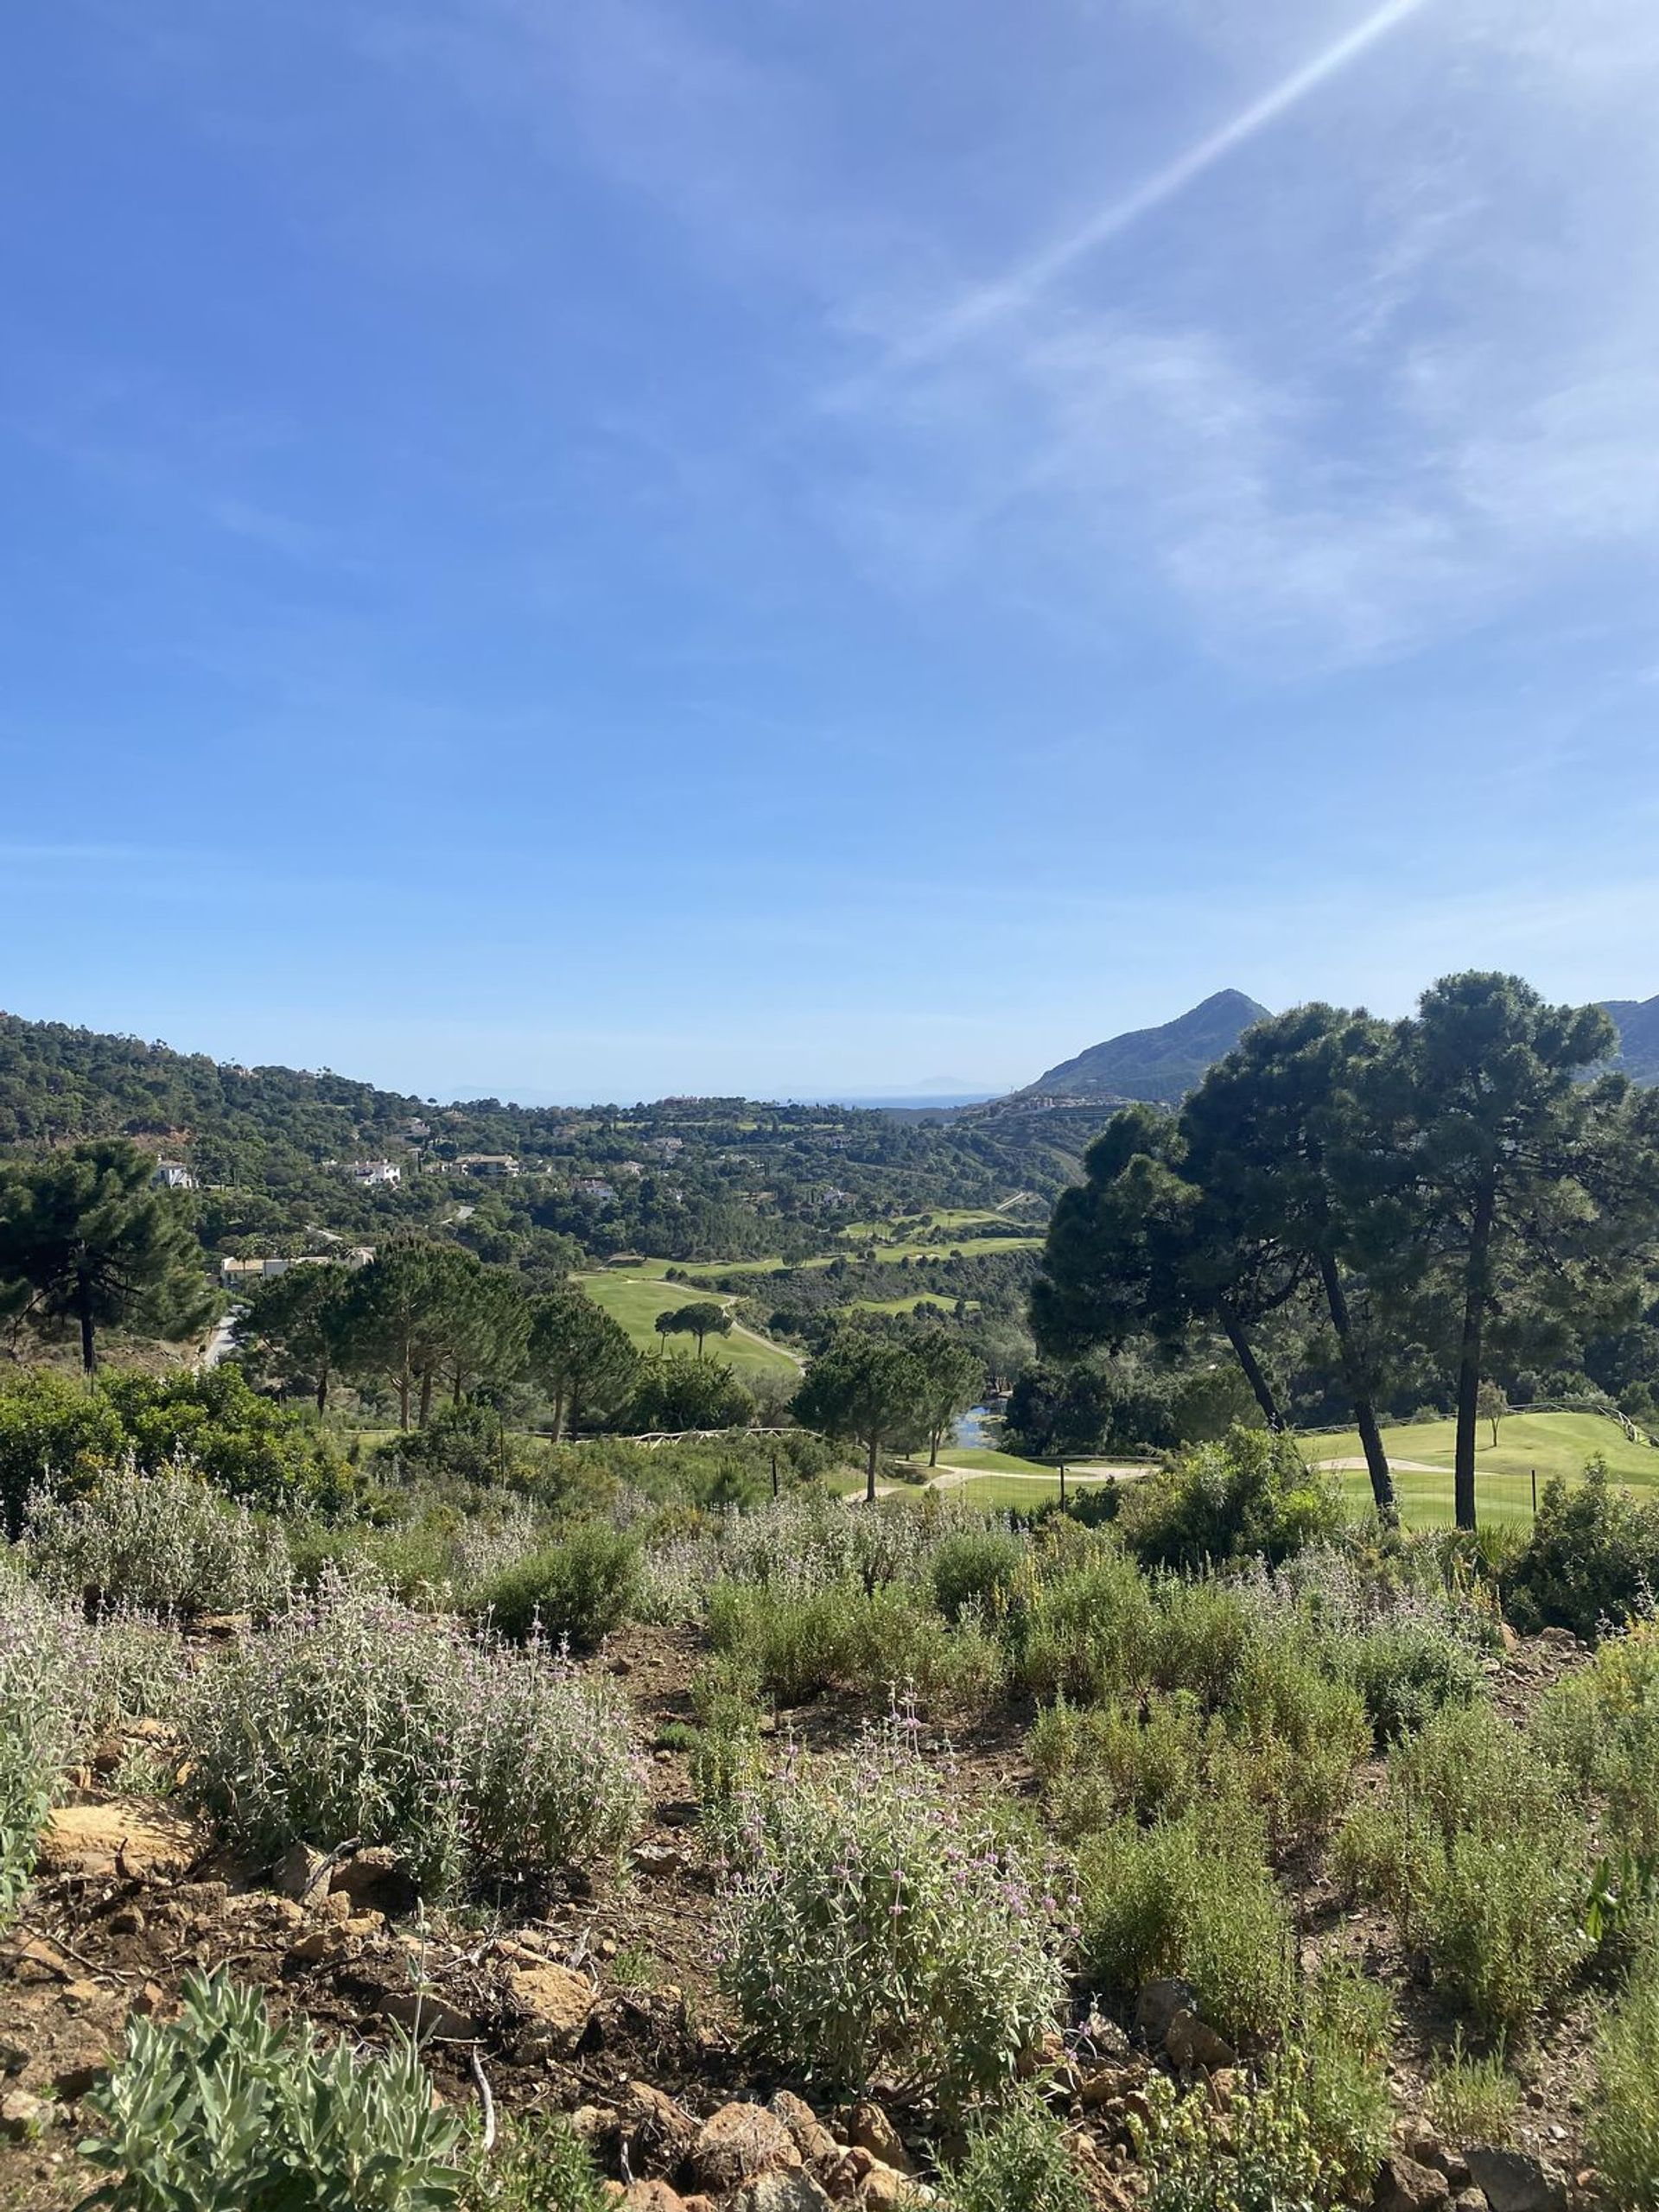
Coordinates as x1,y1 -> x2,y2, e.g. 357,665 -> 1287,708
1025,989 -> 1271,1104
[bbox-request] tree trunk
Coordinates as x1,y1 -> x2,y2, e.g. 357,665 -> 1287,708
1454,1179 -> 1497,1533
1316,1252 -> 1395,1519
397,1369 -> 410,1428
1217,1304 -> 1284,1431
929,1426 -> 940,1469
866,1433 -> 879,1505
315,1361 -> 329,1417
550,1389 -> 565,1444
418,1366 -> 433,1428
77,1277 -> 96,1379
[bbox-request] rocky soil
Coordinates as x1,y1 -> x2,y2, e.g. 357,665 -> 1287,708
0,1623 -> 1605,2212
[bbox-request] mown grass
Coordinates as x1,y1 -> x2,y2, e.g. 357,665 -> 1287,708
1307,1412 -> 1659,1528
571,1272 -> 798,1378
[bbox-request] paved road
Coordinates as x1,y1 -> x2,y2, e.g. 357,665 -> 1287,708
198,1308 -> 241,1371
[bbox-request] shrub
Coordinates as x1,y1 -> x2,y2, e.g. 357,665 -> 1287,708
0,1367 -> 124,1535
79,1968 -> 463,2211
706,1577 -> 998,1711
1116,1426 -> 1343,1573
1592,1941 -> 1659,2209
1297,1959 -> 1395,2198
938,2094 -> 1092,2212
1341,1618 -> 1484,1744
100,1366 -> 351,1512
1505,1462 -> 1659,1640
1033,1643 -> 1366,1855
460,2117 -> 607,2212
24,1464 -> 291,1616
0,1565 -> 188,1924
1135,2067 -> 1328,2212
1135,1972 -> 1389,2212
718,1709 -> 1070,2104
184,1573 -> 642,1897
1534,1618 -> 1659,1856
931,1528 -> 1025,1622
1332,1702 -> 1591,2044
1001,1543 -> 1158,1702
479,1524 -> 642,1650
1428,2032 -> 1520,2146
1076,1797 -> 1295,2046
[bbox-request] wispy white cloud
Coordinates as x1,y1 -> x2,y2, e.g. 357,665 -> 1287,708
874,0 -> 1439,373
335,0 -> 1659,671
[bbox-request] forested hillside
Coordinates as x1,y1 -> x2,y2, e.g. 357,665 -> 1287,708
0,1012 -> 1108,1270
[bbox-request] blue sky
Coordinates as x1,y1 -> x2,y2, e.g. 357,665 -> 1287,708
5,0 -> 1659,1103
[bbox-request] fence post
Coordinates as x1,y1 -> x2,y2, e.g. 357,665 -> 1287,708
771,1446 -> 779,1499
1059,1462 -> 1067,1510
1531,1467 -> 1537,1516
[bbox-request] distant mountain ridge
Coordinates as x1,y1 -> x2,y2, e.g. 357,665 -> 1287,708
1025,988 -> 1272,1103
1604,995 -> 1659,1083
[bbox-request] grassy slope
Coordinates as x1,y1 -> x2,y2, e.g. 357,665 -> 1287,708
1303,1410 -> 1659,1529
573,1270 -> 798,1378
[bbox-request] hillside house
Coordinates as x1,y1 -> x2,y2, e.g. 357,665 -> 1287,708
573,1177 -> 616,1202
346,1159 -> 401,1185
455,1154 -> 521,1178
153,1161 -> 195,1191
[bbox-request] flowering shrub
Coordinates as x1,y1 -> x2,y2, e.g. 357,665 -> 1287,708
0,1560 -> 188,1923
1135,2067 -> 1329,2212
717,1707 -> 1071,2103
24,1463 -> 291,1617
183,1572 -> 641,1897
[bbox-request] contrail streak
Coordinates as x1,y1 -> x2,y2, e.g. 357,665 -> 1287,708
888,0 -> 1436,369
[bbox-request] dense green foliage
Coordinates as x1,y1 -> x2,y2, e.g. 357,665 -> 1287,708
79,1970 -> 464,2212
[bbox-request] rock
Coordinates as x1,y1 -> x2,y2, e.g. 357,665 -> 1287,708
1134,1978 -> 1198,2050
658,1799 -> 700,1827
274,1840 -> 327,1900
108,1905 -> 146,1937
621,2080 -> 699,2171
631,1842 -> 687,1877
1077,2066 -> 1130,2111
0,2044 -> 24,2079
1464,2147 -> 1567,2212
129,1981 -> 167,2018
285,1925 -> 359,1969
37,1799 -> 202,1881
1165,2009 -> 1235,2072
1082,2010 -> 1133,2062
770,2089 -> 840,2170
847,2103 -> 912,2176
1374,2153 -> 1452,2212
1451,2194 -> 1488,2212
378,1989 -> 480,2042
0,2089 -> 49,2143
859,2164 -> 931,2209
623,2186 -> 690,2211
502,1959 -> 596,2060
692,2102 -> 802,2193
734,2176 -> 836,2212
330,1847 -> 419,1919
